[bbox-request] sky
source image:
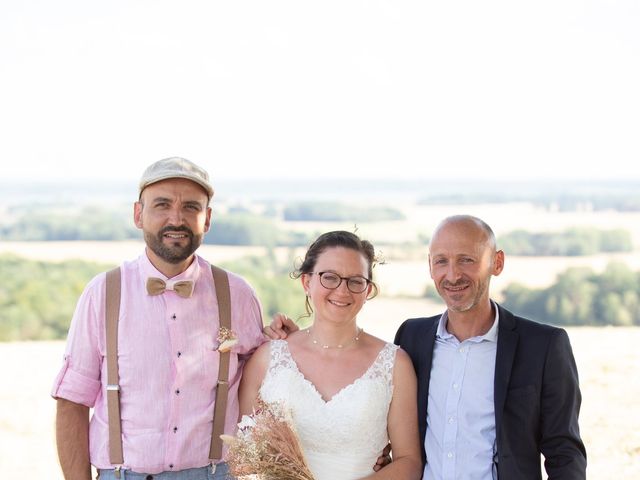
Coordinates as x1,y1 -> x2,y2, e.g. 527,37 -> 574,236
1,0 -> 639,183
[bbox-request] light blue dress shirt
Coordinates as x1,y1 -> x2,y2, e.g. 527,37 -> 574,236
423,305 -> 499,480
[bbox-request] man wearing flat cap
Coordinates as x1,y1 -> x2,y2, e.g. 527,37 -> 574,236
52,157 -> 265,479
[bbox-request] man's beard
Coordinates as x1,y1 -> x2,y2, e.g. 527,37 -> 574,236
440,276 -> 491,313
144,225 -> 203,264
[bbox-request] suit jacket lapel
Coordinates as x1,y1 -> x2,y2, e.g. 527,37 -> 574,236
419,318 -> 438,400
396,315 -> 439,460
416,317 -> 438,462
494,304 -> 518,435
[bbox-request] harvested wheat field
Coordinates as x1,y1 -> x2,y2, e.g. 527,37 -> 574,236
0,319 -> 638,479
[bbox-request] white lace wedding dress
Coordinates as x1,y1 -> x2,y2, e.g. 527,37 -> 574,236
260,339 -> 398,480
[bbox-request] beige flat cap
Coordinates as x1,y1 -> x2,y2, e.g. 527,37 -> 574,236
139,157 -> 214,199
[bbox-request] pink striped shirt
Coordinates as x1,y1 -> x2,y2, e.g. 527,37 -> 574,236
51,253 -> 265,474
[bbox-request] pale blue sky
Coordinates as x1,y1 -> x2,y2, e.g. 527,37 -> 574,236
1,0 -> 639,182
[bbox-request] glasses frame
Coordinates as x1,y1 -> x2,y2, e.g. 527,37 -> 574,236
310,271 -> 372,294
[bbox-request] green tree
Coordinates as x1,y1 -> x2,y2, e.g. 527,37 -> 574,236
499,228 -> 633,256
205,214 -> 280,246
0,207 -> 137,241
600,229 -> 633,252
0,252 -> 309,341
0,255 -> 113,341
502,262 -> 640,326
220,249 -> 307,323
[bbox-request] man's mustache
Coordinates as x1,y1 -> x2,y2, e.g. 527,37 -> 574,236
159,225 -> 193,237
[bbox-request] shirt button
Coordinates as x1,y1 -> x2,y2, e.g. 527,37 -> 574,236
175,389 -> 180,395
173,427 -> 178,433
448,417 -> 455,424
453,383 -> 459,390
172,314 -> 177,320
459,347 -> 465,353
447,452 -> 454,459
169,464 -> 174,469
177,352 -> 182,357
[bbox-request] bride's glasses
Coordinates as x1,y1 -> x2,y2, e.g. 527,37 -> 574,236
311,271 -> 371,293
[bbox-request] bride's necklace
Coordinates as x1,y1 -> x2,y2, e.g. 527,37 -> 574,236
306,326 -> 363,349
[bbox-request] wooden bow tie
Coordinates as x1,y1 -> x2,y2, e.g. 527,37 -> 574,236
146,277 -> 194,298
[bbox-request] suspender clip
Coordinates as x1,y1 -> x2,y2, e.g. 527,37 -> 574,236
107,384 -> 120,391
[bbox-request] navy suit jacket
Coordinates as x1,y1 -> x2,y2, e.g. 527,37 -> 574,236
395,303 -> 587,479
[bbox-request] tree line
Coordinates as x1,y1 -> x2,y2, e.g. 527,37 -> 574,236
282,202 -> 405,222
0,254 -> 113,341
417,190 -> 640,212
0,204 -> 403,245
502,262 -> 640,327
0,253 -> 307,341
425,261 -> 640,327
1,207 -> 634,258
2,253 -> 638,341
0,207 -> 139,241
498,227 -> 633,256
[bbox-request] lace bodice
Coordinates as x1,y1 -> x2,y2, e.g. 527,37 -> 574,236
260,340 -> 398,479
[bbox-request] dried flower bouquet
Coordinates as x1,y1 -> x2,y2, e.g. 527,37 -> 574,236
221,398 -> 315,480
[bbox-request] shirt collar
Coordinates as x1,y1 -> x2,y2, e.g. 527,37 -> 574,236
436,300 -> 500,343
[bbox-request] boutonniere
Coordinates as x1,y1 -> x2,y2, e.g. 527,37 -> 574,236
217,326 -> 239,352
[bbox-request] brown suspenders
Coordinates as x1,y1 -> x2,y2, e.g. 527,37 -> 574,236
104,264 -> 232,467
208,265 -> 231,462
105,268 -> 124,465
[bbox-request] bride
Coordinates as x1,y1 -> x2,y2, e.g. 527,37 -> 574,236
239,231 -> 422,480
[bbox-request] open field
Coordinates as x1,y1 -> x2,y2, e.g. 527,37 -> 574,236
3,201 -> 640,299
1,323 -> 638,479
2,239 -> 639,300
275,202 -> 640,246
0,241 -> 266,266
1,201 -> 639,476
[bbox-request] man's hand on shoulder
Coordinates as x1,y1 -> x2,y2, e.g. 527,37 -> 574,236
262,313 -> 299,339
373,443 -> 392,471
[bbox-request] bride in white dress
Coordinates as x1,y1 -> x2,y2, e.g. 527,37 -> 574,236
240,231 -> 422,480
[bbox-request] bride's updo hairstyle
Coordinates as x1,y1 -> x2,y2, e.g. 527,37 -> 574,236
292,230 -> 379,317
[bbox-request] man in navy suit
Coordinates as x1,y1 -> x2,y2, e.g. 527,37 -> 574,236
395,215 -> 586,479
